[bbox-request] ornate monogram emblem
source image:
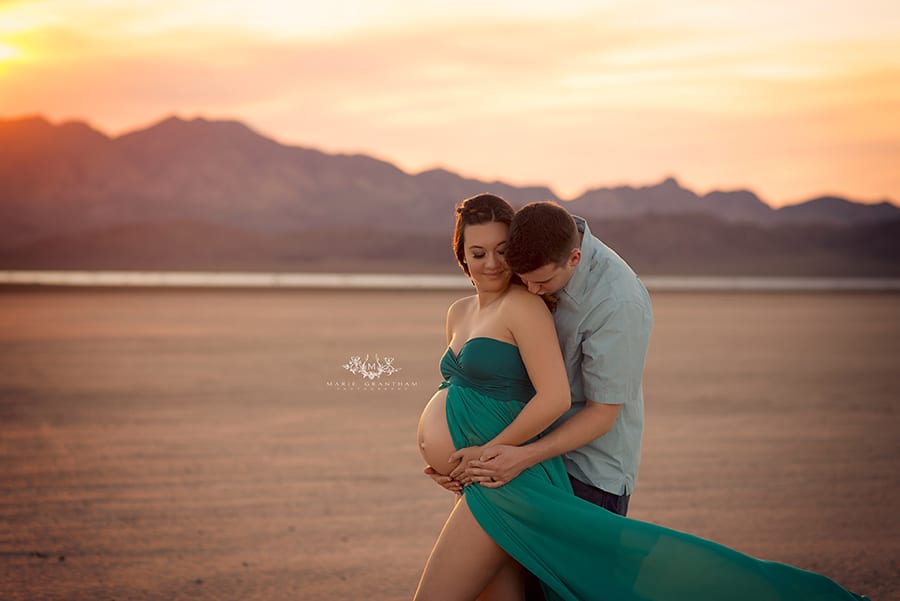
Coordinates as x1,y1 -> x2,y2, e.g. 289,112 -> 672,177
341,354 -> 401,380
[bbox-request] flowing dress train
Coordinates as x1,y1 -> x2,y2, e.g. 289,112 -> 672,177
439,337 -> 868,601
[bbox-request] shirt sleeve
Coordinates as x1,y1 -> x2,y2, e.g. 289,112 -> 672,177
579,300 -> 652,405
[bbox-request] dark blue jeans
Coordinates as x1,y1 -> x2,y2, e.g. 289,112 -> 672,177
523,476 -> 630,601
568,474 -> 630,516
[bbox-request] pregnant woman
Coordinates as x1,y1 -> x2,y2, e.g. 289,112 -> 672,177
413,193 -> 868,601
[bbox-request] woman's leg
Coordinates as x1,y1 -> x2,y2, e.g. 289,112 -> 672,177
414,495 -> 517,601
476,559 -> 526,601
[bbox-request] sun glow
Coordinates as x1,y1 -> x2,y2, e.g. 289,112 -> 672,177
0,41 -> 26,74
0,43 -> 20,61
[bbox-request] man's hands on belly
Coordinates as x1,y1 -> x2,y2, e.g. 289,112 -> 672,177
464,445 -> 538,488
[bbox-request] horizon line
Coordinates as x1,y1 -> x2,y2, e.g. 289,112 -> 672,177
3,270 -> 900,292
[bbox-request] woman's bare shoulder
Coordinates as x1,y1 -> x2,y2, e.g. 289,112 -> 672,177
448,294 -> 476,311
502,285 -> 549,313
447,294 -> 476,320
446,295 -> 476,342
499,286 -> 552,331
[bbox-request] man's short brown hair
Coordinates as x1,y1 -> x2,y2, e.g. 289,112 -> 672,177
506,201 -> 579,274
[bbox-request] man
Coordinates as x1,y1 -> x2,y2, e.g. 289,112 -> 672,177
473,200 -> 652,515
427,200 -> 652,517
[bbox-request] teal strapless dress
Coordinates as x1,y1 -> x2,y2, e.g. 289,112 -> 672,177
438,337 -> 868,601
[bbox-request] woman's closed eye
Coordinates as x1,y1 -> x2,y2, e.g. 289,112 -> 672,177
473,250 -> 505,259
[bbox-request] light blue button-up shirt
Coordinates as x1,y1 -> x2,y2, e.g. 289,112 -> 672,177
549,216 -> 653,496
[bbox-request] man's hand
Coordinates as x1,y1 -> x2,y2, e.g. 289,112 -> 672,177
423,465 -> 462,494
448,446 -> 484,482
466,444 -> 536,488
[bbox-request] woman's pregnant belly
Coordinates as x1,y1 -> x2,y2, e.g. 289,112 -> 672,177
417,387 -> 458,476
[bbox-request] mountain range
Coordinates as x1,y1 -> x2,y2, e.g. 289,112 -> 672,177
1,114 -> 898,276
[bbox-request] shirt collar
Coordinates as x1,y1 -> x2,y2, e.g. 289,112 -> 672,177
560,215 -> 595,303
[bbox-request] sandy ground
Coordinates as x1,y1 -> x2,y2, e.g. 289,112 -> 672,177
0,288 -> 897,600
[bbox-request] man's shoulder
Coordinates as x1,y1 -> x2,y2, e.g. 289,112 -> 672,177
573,252 -> 651,325
585,252 -> 647,301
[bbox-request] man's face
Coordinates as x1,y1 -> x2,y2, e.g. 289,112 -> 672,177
516,249 -> 581,296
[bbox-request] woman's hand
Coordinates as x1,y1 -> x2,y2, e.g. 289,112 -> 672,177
447,446 -> 484,483
423,465 -> 463,495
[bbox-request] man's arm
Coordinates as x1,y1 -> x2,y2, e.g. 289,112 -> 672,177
520,400 -> 620,464
464,401 -> 619,486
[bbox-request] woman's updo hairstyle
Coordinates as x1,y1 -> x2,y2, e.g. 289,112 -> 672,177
452,193 -> 516,276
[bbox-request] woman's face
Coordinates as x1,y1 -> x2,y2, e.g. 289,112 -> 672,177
462,221 -> 511,292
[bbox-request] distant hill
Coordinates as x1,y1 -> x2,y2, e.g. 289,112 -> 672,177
1,114 -> 898,276
565,177 -> 899,226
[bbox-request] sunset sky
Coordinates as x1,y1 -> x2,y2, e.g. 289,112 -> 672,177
1,0 -> 898,206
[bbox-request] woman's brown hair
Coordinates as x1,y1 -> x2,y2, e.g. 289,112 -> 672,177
452,193 -> 517,277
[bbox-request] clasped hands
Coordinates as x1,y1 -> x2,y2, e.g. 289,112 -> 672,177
424,444 -> 531,494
